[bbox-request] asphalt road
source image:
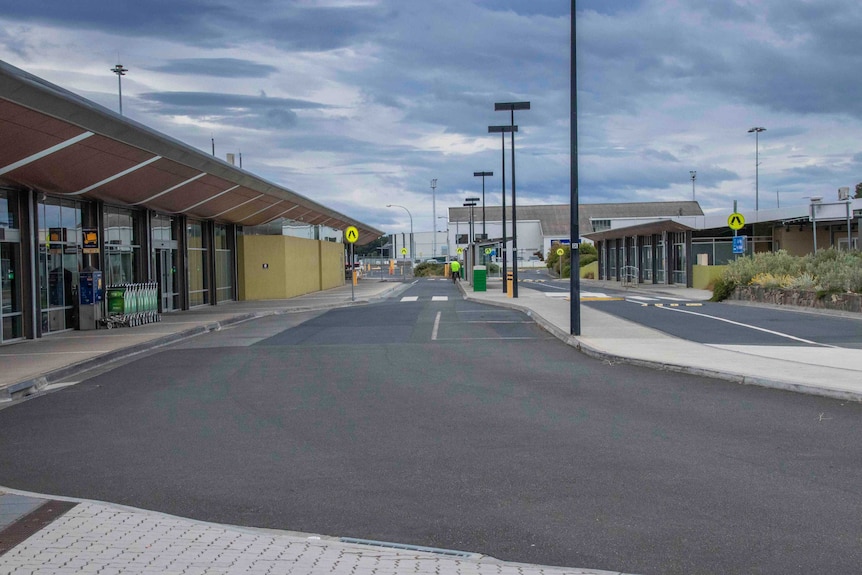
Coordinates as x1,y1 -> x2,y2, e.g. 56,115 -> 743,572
518,271 -> 862,349
1,278 -> 861,575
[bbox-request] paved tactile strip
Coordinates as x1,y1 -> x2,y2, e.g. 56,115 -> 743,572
0,501 -> 624,574
0,499 -> 77,557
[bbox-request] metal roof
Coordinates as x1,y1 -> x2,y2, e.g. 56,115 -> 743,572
448,202 -> 704,236
582,220 -> 696,241
0,60 -> 384,245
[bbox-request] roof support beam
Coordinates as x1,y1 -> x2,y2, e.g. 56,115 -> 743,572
133,172 -> 206,205
240,200 -> 284,222
181,184 -> 240,212
70,155 -> 162,195
259,205 -> 300,225
0,131 -> 94,176
213,194 -> 265,217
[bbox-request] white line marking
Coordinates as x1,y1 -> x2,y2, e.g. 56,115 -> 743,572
432,296 -> 448,301
432,311 -> 441,340
626,296 -> 659,301
401,296 -> 419,302
657,306 -> 840,347
545,293 -> 569,298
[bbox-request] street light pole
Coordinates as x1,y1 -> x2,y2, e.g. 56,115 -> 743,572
438,216 -> 450,261
748,127 -> 766,211
489,125 -> 517,294
387,204 -> 413,263
473,171 -> 493,238
110,63 -> 128,115
690,170 -> 696,201
570,0 -> 581,335
495,101 -> 530,298
431,179 -> 437,257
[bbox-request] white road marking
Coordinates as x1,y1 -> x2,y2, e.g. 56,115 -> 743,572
431,296 -> 448,301
657,306 -> 840,348
400,296 -> 419,302
432,311 -> 441,340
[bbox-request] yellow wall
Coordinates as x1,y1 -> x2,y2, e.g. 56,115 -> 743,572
238,235 -> 345,300
692,265 -> 727,290
580,260 -> 599,278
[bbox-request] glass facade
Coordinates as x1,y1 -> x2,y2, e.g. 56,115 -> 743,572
1,190 -> 23,342
151,213 -> 180,312
214,223 -> 233,303
104,206 -> 141,286
641,240 -> 653,282
38,197 -> 83,333
672,232 -> 686,285
187,219 -> 209,307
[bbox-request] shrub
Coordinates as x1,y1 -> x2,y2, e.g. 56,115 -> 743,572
579,254 -> 597,268
711,277 -> 737,302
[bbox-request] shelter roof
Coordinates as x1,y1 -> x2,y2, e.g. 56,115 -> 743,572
0,60 -> 383,244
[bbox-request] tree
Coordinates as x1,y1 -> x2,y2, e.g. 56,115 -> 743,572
855,182 -> 862,199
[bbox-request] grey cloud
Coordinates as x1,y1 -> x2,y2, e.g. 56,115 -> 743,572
139,91 -> 329,112
147,58 -> 278,78
642,149 -> 679,163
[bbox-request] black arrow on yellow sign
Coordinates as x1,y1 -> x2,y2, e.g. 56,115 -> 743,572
345,226 -> 359,243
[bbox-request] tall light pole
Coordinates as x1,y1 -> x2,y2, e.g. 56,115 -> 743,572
748,127 -> 766,211
488,125 -> 517,294
438,216 -> 450,261
690,170 -> 697,201
473,171 -> 493,238
387,204 -> 413,263
110,63 -> 128,115
570,0 -> 580,335
431,179 -> 437,257
465,197 -> 479,244
495,101 -> 530,298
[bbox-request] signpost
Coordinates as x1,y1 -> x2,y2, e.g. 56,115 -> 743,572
345,226 -> 359,301
555,247 -> 565,278
732,235 -> 746,255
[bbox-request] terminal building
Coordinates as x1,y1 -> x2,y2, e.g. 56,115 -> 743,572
0,60 -> 382,345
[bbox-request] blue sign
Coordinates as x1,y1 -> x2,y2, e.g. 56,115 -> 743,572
559,239 -> 571,245
732,235 -> 746,254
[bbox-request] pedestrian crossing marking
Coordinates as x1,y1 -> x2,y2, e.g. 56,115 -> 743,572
400,295 -> 449,302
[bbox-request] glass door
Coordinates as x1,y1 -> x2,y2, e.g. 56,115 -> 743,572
157,249 -> 179,311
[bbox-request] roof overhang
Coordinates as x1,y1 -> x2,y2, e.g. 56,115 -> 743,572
0,60 -> 384,245
583,220 -> 696,242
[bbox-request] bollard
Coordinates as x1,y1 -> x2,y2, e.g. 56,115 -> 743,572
506,271 -> 514,298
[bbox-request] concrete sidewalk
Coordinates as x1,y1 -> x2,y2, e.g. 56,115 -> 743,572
462,277 -> 862,403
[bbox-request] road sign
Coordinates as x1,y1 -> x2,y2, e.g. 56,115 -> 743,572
732,235 -> 746,254
345,226 -> 359,244
728,212 -> 745,230
484,248 -> 492,255
400,247 -> 408,256
556,248 -> 565,256
457,247 -> 463,254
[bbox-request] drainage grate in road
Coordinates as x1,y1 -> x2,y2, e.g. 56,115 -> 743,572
339,537 -> 480,558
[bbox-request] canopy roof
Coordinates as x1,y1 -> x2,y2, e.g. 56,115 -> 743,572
0,60 -> 383,245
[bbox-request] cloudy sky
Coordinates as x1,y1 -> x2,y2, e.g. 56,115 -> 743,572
2,0 -> 862,235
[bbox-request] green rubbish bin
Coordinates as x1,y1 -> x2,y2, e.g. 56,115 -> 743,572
473,265 -> 487,292
106,287 -> 126,315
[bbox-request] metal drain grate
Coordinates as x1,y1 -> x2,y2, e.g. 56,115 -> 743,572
339,537 -> 479,558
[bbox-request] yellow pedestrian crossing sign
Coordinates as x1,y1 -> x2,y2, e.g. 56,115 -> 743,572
400,247 -> 408,255
728,212 -> 745,230
345,226 -> 359,244
457,247 -> 463,254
